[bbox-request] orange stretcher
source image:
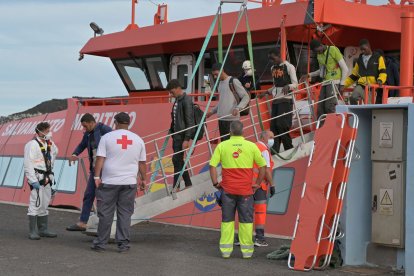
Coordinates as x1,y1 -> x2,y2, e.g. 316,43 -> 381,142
314,113 -> 359,270
288,113 -> 346,271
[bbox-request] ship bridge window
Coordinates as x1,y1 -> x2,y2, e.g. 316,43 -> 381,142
252,44 -> 277,83
177,64 -> 188,89
214,48 -> 246,78
0,156 -> 11,185
145,57 -> 168,90
2,157 -> 24,188
267,167 -> 295,215
114,59 -> 151,91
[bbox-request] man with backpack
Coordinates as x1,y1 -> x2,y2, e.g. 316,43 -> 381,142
66,113 -> 112,231
167,79 -> 196,190
24,122 -> 58,240
300,40 -> 348,118
207,63 -> 250,142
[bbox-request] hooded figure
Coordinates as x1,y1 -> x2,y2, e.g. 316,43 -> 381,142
238,60 -> 261,98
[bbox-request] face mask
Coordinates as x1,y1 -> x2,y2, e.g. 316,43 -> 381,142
37,129 -> 52,140
244,69 -> 253,77
267,139 -> 274,148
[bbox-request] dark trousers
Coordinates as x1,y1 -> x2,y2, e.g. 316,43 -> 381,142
222,192 -> 254,223
80,170 -> 96,223
172,136 -> 192,188
253,187 -> 267,240
93,184 -> 137,249
270,100 -> 293,153
317,85 -> 338,119
218,120 -> 232,142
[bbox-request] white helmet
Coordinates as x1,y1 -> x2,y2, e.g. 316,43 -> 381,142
242,60 -> 252,70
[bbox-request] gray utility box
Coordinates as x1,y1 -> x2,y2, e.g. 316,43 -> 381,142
371,109 -> 407,161
372,161 -> 405,248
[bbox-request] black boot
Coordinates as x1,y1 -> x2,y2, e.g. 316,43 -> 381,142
28,216 -> 40,240
37,215 -> 57,238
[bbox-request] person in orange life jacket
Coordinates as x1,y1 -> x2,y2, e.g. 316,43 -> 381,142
238,60 -> 261,98
24,122 -> 58,240
252,130 -> 276,247
301,40 -> 348,118
207,63 -> 250,142
259,49 -> 297,153
210,120 -> 266,259
341,39 -> 387,105
66,113 -> 112,232
167,79 -> 195,190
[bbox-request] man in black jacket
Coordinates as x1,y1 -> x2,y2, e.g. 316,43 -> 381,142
167,79 -> 195,190
66,113 -> 112,231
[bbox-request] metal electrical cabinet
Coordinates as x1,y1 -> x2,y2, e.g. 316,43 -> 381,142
371,109 -> 407,248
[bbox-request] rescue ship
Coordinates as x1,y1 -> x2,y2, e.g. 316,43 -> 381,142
1,0 -> 414,273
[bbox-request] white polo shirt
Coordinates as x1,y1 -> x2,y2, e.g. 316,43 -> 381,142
97,129 -> 146,185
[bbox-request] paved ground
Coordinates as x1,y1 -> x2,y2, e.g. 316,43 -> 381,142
0,203 -> 401,276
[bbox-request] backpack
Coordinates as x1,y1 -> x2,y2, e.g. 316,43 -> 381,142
191,103 -> 205,141
229,77 -> 250,116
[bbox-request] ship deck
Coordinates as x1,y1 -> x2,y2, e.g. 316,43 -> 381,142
0,203 -> 400,276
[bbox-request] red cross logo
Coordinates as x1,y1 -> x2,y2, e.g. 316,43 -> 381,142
117,135 -> 133,149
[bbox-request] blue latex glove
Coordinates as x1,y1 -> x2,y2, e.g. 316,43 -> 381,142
31,182 -> 41,190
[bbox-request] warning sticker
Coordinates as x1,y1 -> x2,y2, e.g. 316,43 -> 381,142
379,122 -> 393,148
379,188 -> 393,216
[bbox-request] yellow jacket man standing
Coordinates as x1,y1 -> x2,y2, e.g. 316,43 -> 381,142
343,39 -> 387,104
209,121 -> 266,259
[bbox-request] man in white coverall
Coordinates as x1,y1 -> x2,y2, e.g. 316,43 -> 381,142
24,121 -> 58,240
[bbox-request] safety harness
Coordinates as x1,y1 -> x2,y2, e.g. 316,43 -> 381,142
32,139 -> 55,207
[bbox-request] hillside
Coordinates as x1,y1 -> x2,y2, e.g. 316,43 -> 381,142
0,99 -> 68,125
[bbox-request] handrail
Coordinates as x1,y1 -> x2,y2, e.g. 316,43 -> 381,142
362,84 -> 414,104
144,80 -> 338,190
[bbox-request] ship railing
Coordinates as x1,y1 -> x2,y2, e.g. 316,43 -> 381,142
359,84 -> 414,104
143,80 -> 339,196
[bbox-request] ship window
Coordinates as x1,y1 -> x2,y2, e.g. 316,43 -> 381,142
267,167 -> 295,215
2,157 -> 24,188
114,59 -> 151,90
177,64 -> 188,89
214,48 -> 246,78
145,57 -> 168,90
252,44 -> 276,83
0,156 -> 11,185
294,44 -> 315,79
52,159 -> 78,193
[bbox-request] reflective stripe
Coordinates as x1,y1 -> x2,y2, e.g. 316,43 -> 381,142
255,225 -> 265,230
240,245 -> 254,250
222,253 -> 231,258
243,252 -> 253,258
254,200 -> 267,204
220,244 -> 233,249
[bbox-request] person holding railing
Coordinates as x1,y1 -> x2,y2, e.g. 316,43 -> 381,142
207,63 -> 250,142
210,121 -> 266,259
300,39 -> 348,118
66,113 -> 112,232
341,39 -> 387,105
166,79 -> 195,191
260,49 -> 297,153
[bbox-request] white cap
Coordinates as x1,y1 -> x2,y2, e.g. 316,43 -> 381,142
242,60 -> 252,70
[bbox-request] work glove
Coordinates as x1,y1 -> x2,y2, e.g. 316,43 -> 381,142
31,182 -> 41,190
270,186 -> 276,198
214,190 -> 223,207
